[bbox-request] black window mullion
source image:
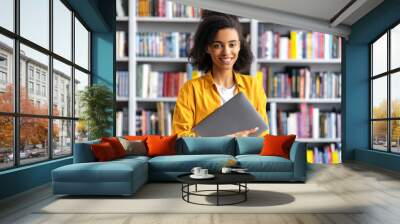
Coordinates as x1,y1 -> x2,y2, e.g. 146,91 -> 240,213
13,0 -> 20,167
387,29 -> 391,152
370,45 -> 373,149
71,10 -> 76,154
49,0 -> 54,160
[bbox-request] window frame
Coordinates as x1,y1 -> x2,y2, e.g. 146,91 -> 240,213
370,20 -> 400,154
0,0 -> 92,171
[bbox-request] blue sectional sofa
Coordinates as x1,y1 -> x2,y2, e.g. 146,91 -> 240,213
52,137 -> 306,196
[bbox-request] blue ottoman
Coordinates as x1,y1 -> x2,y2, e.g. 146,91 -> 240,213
52,157 -> 148,196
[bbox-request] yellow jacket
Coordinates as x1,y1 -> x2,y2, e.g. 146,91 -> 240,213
172,71 -> 269,137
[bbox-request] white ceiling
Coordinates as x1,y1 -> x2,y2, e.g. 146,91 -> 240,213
172,0 -> 384,37
226,0 -> 352,24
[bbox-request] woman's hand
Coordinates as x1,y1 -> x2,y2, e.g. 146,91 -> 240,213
227,127 -> 259,137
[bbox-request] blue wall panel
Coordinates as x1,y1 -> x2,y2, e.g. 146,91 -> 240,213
344,0 -> 400,171
0,158 -> 72,199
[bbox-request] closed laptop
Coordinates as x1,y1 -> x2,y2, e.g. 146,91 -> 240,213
192,92 -> 268,137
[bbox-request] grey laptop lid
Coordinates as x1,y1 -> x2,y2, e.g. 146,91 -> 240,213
192,92 -> 268,137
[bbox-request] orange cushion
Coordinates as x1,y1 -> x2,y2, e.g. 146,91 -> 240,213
91,142 -> 118,161
124,135 -> 148,141
101,137 -> 126,158
146,135 -> 177,157
260,134 -> 296,159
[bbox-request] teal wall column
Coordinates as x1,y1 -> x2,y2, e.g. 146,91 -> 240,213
344,0 -> 400,171
92,32 -> 116,136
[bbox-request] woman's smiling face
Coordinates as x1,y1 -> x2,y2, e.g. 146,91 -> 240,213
207,28 -> 241,71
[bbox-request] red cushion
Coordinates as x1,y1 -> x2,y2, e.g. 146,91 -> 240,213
124,135 -> 148,141
101,137 -> 126,158
146,135 -> 177,157
259,134 -> 296,159
91,142 -> 117,161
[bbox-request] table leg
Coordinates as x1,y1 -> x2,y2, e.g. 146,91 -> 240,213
245,183 -> 247,201
187,184 -> 190,202
217,184 -> 219,206
195,184 -> 197,192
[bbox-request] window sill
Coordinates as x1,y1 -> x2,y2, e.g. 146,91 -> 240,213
0,156 -> 72,175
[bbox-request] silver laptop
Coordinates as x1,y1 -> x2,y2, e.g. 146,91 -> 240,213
192,92 -> 268,137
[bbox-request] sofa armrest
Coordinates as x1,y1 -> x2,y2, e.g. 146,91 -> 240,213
73,140 -> 100,163
289,142 -> 307,182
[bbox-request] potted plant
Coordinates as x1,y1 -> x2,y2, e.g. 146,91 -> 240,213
79,84 -> 113,140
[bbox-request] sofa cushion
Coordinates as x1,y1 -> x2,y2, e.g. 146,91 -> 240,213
260,134 -> 296,159
124,135 -> 148,141
236,155 -> 293,172
101,137 -> 127,158
148,154 -> 235,172
147,135 -> 177,157
177,137 -> 236,155
52,159 -> 147,183
115,155 -> 150,163
235,137 -> 263,155
91,142 -> 118,161
119,138 -> 147,156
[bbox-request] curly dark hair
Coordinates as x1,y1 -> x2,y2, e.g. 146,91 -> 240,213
188,10 -> 253,73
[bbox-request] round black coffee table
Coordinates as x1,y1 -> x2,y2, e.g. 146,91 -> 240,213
177,173 -> 255,206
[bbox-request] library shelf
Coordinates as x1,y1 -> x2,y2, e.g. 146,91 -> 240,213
267,98 -> 341,103
116,16 -> 129,22
136,17 -> 250,23
136,57 -> 189,63
297,138 -> 341,143
133,98 -> 341,104
257,58 -> 341,64
116,57 -> 129,62
136,97 -> 177,102
116,96 -> 129,102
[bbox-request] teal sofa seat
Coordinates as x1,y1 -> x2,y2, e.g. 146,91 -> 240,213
52,137 -> 306,195
148,154 -> 235,181
236,155 -> 293,172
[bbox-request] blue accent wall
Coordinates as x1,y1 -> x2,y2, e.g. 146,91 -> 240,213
344,0 -> 400,171
0,158 -> 72,199
0,0 -> 116,200
92,31 -> 116,136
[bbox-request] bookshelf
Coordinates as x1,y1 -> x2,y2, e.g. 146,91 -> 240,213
116,0 -> 342,164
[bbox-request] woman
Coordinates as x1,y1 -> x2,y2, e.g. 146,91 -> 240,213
172,11 -> 269,137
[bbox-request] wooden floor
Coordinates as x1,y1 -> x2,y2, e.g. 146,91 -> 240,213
1,162 -> 400,224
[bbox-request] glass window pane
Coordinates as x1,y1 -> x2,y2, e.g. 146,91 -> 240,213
20,0 -> 49,49
0,35 -> 14,113
20,44 -> 49,115
53,59 -> 72,117
53,0 -> 72,60
391,24 -> 400,70
372,77 -> 387,119
74,69 -> 89,118
391,72 -> 400,118
75,18 -> 89,70
372,33 -> 387,76
391,120 -> 400,153
372,121 -> 388,151
0,0 -> 14,31
20,117 -> 49,165
0,116 -> 14,170
53,119 -> 72,158
75,120 -> 88,143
